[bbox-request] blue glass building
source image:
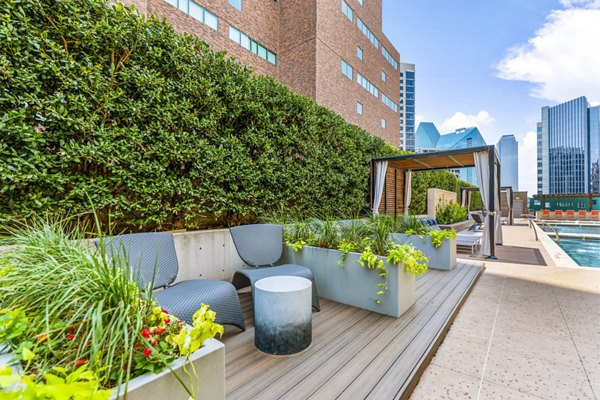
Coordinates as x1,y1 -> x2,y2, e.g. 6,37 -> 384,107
415,122 -> 487,185
497,135 -> 519,190
537,96 -> 600,194
399,63 -> 415,150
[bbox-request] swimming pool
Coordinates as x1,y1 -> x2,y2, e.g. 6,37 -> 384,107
541,223 -> 600,268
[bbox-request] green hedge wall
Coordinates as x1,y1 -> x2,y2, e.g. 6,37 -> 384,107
0,0 -> 404,230
0,0 -> 476,231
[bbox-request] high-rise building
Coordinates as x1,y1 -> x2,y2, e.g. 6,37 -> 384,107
537,96 -> 600,194
399,63 -> 415,150
121,0 -> 402,145
497,135 -> 519,190
415,122 -> 487,185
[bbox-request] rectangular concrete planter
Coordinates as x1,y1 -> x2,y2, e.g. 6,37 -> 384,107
281,245 -> 416,318
0,339 -> 225,400
389,233 -> 457,271
111,338 -> 225,400
438,219 -> 473,232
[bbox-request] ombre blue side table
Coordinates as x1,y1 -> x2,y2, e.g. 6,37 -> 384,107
254,276 -> 312,355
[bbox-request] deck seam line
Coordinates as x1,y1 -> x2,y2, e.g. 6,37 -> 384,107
476,273 -> 505,400
552,286 -> 599,400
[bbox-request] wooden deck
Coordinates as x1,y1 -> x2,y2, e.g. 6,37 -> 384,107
222,260 -> 484,400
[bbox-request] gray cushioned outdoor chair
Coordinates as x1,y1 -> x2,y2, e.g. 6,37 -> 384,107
102,232 -> 245,330
230,224 -> 320,311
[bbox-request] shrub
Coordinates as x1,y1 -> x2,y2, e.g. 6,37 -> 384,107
436,203 -> 468,224
0,0 -> 401,231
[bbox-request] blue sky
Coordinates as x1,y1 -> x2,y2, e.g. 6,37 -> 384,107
382,0 -> 600,195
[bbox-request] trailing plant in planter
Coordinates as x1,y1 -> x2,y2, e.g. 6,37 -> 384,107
404,228 -> 457,249
283,215 -> 428,304
0,219 -> 223,398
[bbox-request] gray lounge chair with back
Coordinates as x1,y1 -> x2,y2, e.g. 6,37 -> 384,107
102,232 -> 246,330
230,224 -> 320,311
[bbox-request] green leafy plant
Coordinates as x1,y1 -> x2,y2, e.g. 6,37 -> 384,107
356,247 -> 388,304
0,218 -> 223,397
436,203 -> 468,224
387,243 -> 429,276
428,229 -> 457,248
404,228 -> 457,249
395,214 -> 430,235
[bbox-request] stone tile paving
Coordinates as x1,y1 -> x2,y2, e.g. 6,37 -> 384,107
411,221 -> 600,400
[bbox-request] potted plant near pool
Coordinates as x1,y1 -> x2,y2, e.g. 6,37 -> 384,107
389,215 -> 457,271
0,219 -> 224,400
280,216 -> 429,318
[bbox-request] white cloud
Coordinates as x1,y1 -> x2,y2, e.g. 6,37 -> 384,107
439,110 -> 495,133
517,130 -> 538,195
560,0 -> 600,8
497,4 -> 600,104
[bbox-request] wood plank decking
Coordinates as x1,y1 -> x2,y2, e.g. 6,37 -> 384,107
222,260 -> 484,400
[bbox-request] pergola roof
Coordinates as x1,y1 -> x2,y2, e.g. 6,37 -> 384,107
371,145 -> 499,172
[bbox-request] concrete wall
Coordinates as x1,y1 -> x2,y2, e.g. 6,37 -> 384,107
427,188 -> 458,216
172,229 -> 245,282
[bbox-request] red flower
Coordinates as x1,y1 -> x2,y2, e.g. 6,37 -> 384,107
134,343 -> 141,348
141,328 -> 151,338
163,318 -> 171,324
161,308 -> 169,314
68,326 -> 76,333
74,359 -> 88,367
66,333 -> 75,341
153,327 -> 165,335
143,348 -> 152,357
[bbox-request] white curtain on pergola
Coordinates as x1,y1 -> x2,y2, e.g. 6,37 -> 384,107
372,161 -> 388,215
474,152 -> 492,256
404,170 -> 412,215
494,168 -> 503,244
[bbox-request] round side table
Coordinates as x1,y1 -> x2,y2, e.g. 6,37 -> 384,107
254,276 -> 312,355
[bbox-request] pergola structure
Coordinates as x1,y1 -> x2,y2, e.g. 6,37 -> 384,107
369,145 -> 503,258
461,185 -> 514,225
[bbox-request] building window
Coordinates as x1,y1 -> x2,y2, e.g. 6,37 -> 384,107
167,0 -> 218,30
228,0 -> 242,10
356,73 -> 378,97
357,46 -> 363,60
381,71 -> 386,82
357,18 -> 378,48
381,93 -> 398,112
381,118 -> 386,129
381,45 -> 398,70
357,102 -> 363,115
341,0 -> 353,22
229,26 -> 277,65
341,60 -> 353,80
357,0 -> 363,4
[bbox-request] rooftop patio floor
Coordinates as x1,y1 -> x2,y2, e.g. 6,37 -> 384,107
411,219 -> 600,400
222,260 -> 484,400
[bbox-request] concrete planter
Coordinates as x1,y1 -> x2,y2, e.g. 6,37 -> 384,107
281,245 -> 416,318
112,338 -> 225,400
1,340 -> 225,400
389,233 -> 456,271
438,219 -> 473,232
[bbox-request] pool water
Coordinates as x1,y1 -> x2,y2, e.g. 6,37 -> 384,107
552,237 -> 600,268
545,225 -> 600,235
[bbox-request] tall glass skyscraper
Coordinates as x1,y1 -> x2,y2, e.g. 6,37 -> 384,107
497,135 -> 519,190
399,63 -> 415,151
537,96 -> 600,194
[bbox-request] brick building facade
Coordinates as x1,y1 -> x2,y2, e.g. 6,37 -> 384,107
121,0 -> 402,145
